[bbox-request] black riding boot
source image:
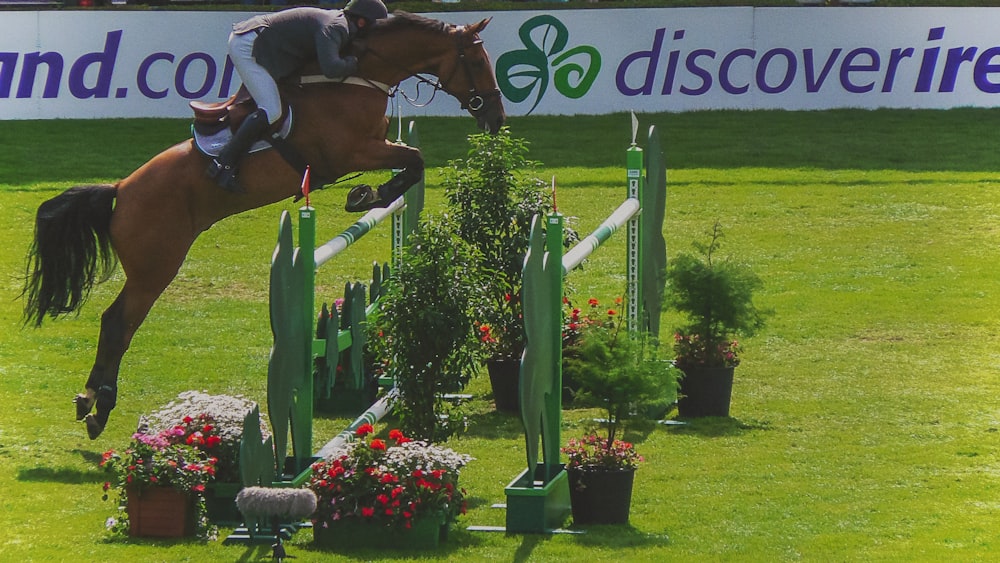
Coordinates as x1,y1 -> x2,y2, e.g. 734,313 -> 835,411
206,108 -> 270,192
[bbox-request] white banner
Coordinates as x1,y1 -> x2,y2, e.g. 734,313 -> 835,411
2,7 -> 999,119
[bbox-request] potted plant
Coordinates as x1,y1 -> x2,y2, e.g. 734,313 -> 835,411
101,431 -> 217,538
443,127 -> 576,411
373,215 -> 490,440
560,298 -> 679,525
140,391 -> 270,524
307,423 -> 472,550
664,221 -> 769,418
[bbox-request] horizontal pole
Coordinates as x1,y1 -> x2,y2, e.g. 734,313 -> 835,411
314,387 -> 400,460
561,198 -> 640,273
314,196 -> 406,268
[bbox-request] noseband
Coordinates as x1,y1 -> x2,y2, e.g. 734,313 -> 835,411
452,37 -> 502,116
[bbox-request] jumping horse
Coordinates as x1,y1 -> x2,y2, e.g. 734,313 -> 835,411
21,12 -> 506,439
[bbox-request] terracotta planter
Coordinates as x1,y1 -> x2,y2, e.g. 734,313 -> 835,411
567,466 -> 635,525
126,485 -> 195,538
313,512 -> 448,550
486,358 -> 520,412
677,364 -> 735,418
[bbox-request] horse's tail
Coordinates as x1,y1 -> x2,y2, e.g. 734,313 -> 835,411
22,184 -> 119,327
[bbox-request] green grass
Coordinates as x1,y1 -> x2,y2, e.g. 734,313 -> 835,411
1,109 -> 999,561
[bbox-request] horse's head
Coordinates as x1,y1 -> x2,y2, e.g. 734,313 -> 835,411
439,18 -> 506,134
364,13 -> 506,134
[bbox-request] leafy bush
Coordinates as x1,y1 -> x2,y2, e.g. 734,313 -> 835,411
375,216 -> 490,440
665,222 -> 769,368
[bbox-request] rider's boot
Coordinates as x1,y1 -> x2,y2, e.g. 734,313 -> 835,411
206,108 -> 270,193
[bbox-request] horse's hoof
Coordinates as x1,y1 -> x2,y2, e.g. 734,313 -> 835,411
84,414 -> 104,440
345,184 -> 381,212
74,394 -> 94,421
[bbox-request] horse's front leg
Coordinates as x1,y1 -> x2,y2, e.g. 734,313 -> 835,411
345,142 -> 424,213
74,283 -> 161,439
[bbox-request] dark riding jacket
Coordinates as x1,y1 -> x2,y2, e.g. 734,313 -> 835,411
233,7 -> 358,80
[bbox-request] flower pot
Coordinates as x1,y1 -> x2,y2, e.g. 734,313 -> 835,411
486,358 -> 520,412
204,482 -> 242,525
567,466 -> 635,525
677,364 -> 735,418
126,485 -> 195,538
313,512 -> 448,550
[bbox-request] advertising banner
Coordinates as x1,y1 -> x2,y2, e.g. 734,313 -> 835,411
2,7 -> 999,119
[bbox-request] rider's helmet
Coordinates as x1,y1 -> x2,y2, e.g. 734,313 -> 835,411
344,0 -> 388,26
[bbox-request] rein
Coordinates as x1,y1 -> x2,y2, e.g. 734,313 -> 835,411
362,29 -> 501,116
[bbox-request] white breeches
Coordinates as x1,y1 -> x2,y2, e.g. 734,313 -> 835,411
228,31 -> 281,125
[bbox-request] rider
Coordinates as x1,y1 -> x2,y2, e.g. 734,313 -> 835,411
207,0 -> 389,192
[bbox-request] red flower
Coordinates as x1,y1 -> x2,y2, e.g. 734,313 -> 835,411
356,423 -> 374,437
361,506 -> 375,518
183,416 -> 193,424
388,429 -> 406,443
588,298 -> 599,307
369,439 -> 386,451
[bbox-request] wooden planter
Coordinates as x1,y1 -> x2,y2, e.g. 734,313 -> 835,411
126,485 -> 195,538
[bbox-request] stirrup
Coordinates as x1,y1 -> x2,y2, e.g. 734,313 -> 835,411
345,185 -> 383,212
207,160 -> 244,193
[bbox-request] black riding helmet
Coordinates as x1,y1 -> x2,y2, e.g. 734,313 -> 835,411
344,0 -> 388,28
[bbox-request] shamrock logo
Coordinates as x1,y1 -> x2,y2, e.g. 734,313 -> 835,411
496,15 -> 602,114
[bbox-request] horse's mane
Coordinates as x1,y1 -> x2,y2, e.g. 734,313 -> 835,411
374,11 -> 451,35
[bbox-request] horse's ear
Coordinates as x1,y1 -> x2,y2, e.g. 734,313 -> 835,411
470,17 -> 491,33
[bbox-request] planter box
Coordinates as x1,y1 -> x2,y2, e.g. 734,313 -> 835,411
204,482 -> 242,525
313,513 -> 448,550
126,486 -> 195,538
504,464 -> 570,533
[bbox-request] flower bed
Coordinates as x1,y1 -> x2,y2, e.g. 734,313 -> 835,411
308,424 -> 472,548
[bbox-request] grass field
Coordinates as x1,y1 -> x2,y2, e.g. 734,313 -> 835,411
1,108 -> 999,561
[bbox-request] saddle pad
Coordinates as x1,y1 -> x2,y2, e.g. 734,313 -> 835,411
191,108 -> 294,158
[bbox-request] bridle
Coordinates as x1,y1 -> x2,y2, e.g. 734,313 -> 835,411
362,27 -> 501,116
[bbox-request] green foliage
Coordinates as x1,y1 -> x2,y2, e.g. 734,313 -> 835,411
307,425 -> 471,529
665,221 -> 769,368
562,306 -> 679,444
100,434 -> 216,537
375,216 -> 489,441
3,109 -> 1000,560
443,127 -> 575,359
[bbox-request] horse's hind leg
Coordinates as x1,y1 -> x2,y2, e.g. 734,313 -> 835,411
74,283 -> 163,439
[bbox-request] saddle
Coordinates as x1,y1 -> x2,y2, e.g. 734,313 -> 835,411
189,85 -> 259,128
188,85 -> 293,158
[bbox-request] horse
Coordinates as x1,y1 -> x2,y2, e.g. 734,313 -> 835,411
21,11 -> 506,440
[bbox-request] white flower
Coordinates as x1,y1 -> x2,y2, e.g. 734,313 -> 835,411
141,391 -> 270,444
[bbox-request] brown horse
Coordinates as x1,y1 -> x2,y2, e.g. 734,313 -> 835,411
21,12 -> 505,439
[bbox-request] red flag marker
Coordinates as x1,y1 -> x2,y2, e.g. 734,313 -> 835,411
301,166 -> 311,207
